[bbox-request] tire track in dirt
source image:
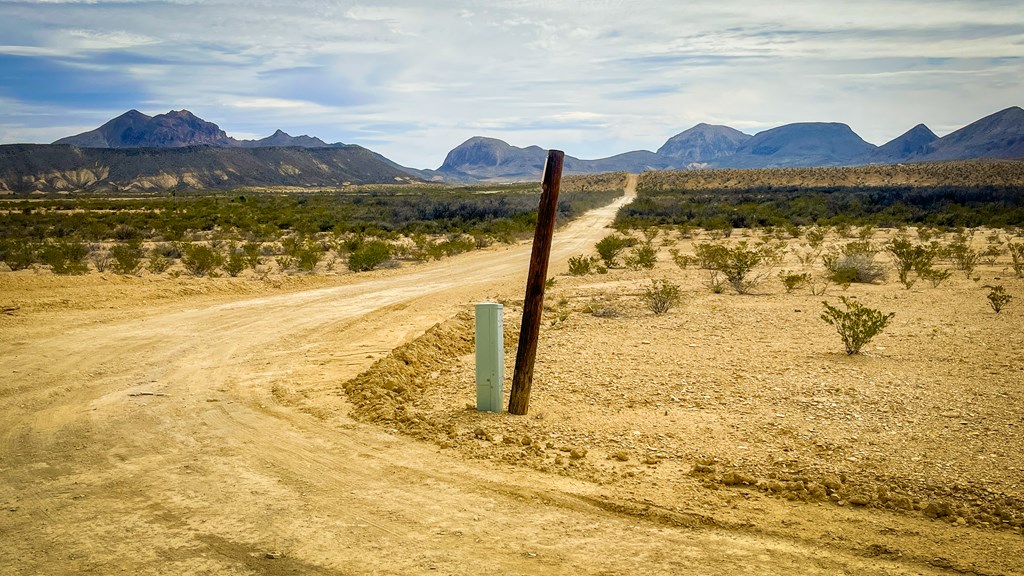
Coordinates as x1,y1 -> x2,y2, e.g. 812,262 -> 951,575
0,176 -> 954,575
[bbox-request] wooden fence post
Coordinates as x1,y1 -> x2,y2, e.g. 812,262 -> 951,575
508,149 -> 563,415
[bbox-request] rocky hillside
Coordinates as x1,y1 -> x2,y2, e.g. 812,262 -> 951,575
918,106 -> 1024,161
55,110 -> 338,149
437,137 -> 672,181
655,123 -> 751,165
715,123 -> 876,169
865,124 -> 939,164
0,144 -> 417,193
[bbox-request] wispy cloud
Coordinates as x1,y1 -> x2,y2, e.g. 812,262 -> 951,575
0,0 -> 1021,167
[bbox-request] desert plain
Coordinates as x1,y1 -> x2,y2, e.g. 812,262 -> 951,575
1,175 -> 1023,575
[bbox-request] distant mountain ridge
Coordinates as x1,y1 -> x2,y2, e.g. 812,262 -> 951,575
656,123 -> 750,164
6,105 -> 1021,191
439,106 -> 1024,181
55,109 -> 339,150
715,122 -> 876,169
0,144 -> 416,193
865,124 -> 939,164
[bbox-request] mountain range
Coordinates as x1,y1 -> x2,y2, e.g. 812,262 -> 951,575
1,106 -> 1022,192
436,106 -> 1024,180
54,109 -> 337,149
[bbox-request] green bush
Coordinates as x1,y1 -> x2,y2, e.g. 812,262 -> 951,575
147,253 -> 172,274
779,271 -> 811,293
39,240 -> 89,275
947,232 -> 979,277
668,248 -> 696,269
694,242 -> 729,269
112,224 -> 143,241
623,243 -> 657,270
886,236 -> 939,289
223,245 -> 247,277
820,297 -> 894,355
595,234 -> 635,268
642,279 -> 681,315
242,242 -> 263,269
986,285 -> 1012,313
295,243 -> 323,272
348,240 -> 391,272
181,243 -> 223,277
919,266 -> 952,288
805,227 -> 827,250
0,239 -> 37,271
1008,242 -> 1024,277
695,240 -> 784,294
823,241 -> 886,287
567,254 -> 596,276
109,242 -> 144,275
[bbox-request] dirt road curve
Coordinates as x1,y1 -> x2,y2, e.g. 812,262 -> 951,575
1,175 -> 949,575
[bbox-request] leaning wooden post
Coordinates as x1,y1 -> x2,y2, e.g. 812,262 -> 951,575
508,149 -> 564,416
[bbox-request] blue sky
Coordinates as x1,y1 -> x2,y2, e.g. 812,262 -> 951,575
0,0 -> 1021,169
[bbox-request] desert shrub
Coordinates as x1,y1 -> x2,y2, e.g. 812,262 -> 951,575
809,274 -> 830,296
823,241 -> 886,287
642,279 -> 681,315
986,285 -> 1012,313
595,234 -> 635,268
805,227 -> 827,250
979,245 -> 1003,265
919,266 -> 952,288
916,227 -> 940,242
181,243 -> 223,277
281,236 -> 324,272
109,242 -> 144,275
567,254 -> 597,276
886,236 -> 940,289
147,253 -> 172,274
242,242 -> 263,269
152,242 -> 181,259
696,240 -> 784,294
1009,242 -> 1024,277
0,239 -> 37,271
701,271 -> 725,293
39,240 -> 89,275
90,247 -> 110,272
295,243 -> 323,272
348,240 -> 391,272
422,234 -> 476,260
668,248 -> 696,269
947,232 -> 979,277
547,298 -> 570,327
276,255 -> 296,271
694,242 -> 729,269
112,224 -> 142,241
820,297 -> 895,355
582,298 -> 620,318
623,243 -> 657,270
223,245 -> 246,277
779,271 -> 811,293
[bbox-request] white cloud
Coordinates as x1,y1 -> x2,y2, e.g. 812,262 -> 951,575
0,0 -> 1021,167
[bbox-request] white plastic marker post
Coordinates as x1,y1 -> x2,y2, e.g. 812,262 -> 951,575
475,302 -> 504,412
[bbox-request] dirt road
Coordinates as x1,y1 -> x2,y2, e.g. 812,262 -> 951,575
0,175 -> 959,574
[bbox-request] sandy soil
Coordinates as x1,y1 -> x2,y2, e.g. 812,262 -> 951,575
2,176 -> 1022,575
